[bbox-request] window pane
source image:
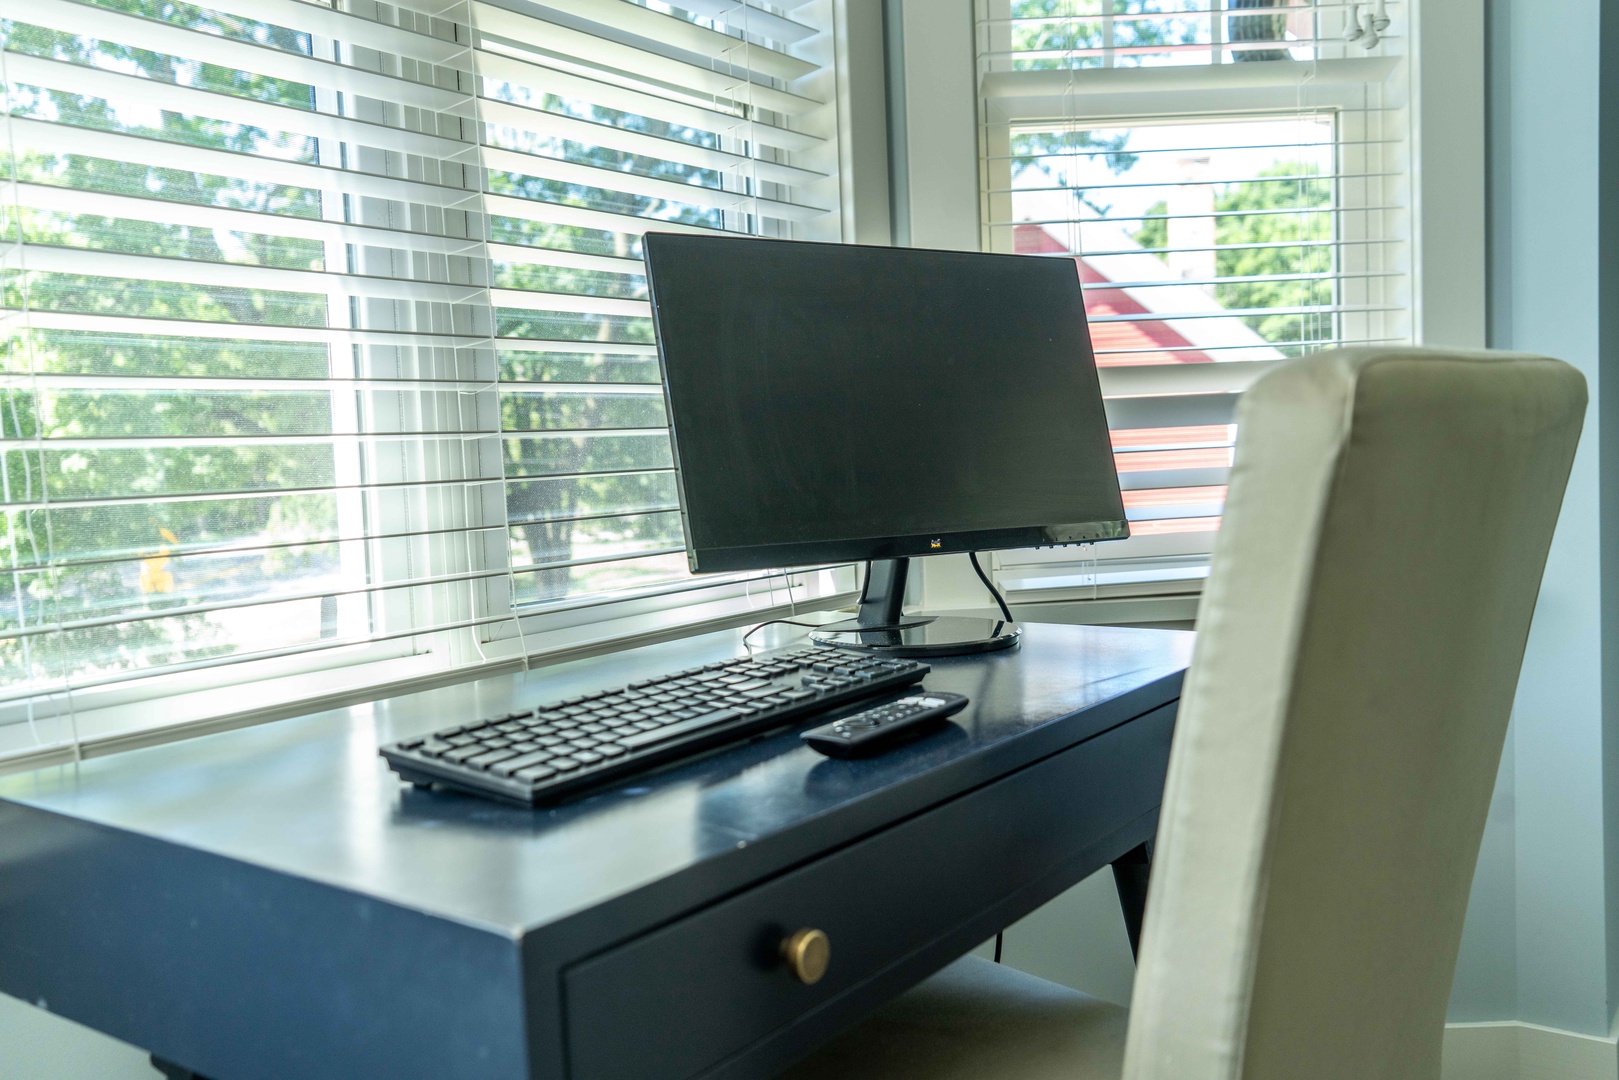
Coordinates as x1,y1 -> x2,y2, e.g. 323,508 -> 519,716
998,0 -> 1343,69
1006,115 -> 1342,363
0,0 -> 483,695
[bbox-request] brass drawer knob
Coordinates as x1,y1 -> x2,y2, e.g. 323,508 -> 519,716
781,928 -> 831,985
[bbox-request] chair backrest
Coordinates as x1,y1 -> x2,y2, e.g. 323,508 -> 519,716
1121,348 -> 1585,1080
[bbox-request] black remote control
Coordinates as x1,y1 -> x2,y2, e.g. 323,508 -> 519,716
801,692 -> 969,757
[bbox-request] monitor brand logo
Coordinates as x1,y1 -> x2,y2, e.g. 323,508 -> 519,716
929,539 -> 942,549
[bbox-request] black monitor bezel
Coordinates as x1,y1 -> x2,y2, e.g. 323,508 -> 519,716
643,233 -> 1130,575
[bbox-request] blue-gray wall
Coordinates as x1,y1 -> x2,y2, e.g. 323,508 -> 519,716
1446,0 -> 1616,1036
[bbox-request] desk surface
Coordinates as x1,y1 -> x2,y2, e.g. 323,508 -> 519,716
0,621 -> 1192,1080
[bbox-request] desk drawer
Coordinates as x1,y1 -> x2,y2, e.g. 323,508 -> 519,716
563,703 -> 1174,1080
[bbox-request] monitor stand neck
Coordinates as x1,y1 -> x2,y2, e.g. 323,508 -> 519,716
815,557 -> 932,634
818,558 -> 935,633
810,556 -> 1022,658
856,558 -> 933,630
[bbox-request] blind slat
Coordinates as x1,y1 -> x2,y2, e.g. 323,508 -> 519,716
22,0 -> 470,113
488,242 -> 643,276
6,118 -> 484,213
479,144 -> 829,221
11,182 -> 486,257
670,0 -> 818,44
5,53 -> 477,162
473,49 -> 821,153
473,2 -> 822,119
482,190 -> 723,239
477,96 -> 826,187
12,244 -> 490,306
193,0 -> 474,67
8,308 -> 487,347
520,0 -> 817,81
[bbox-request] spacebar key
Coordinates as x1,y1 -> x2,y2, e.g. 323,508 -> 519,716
618,708 -> 747,750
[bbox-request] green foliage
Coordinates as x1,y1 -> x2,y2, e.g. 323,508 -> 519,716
1132,200 -> 1169,254
1008,0 -> 1205,70
486,88 -> 720,604
1004,3 -> 1199,198
1212,163 -> 1333,350
1130,163 -> 1333,354
1011,129 -> 1137,190
1,3 -> 336,685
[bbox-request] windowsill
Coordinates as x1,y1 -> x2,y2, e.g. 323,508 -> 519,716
939,590 -> 1201,629
0,586 -> 859,777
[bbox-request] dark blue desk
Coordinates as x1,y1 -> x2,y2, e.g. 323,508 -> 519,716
0,621 -> 1191,1080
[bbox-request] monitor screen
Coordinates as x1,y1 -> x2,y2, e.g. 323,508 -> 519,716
643,234 -> 1128,572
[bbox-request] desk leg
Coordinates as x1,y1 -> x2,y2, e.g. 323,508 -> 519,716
151,1055 -> 216,1080
1111,841 -> 1152,960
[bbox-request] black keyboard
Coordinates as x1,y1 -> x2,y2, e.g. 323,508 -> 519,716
380,646 -> 928,806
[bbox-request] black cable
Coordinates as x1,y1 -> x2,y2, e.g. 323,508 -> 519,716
741,618 -> 826,648
969,551 -> 1015,624
993,932 -> 1004,963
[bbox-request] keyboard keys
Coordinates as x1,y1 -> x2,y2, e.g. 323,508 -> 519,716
492,750 -> 555,777
383,646 -> 931,804
469,748 -> 519,769
619,708 -> 745,749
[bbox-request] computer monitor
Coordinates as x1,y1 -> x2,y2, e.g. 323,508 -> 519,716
643,233 -> 1127,656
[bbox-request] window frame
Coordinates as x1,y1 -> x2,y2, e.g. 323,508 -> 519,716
984,72 -> 1399,570
900,0 -> 1483,617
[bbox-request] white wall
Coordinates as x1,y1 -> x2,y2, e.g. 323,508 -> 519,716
1442,0 -> 1616,1038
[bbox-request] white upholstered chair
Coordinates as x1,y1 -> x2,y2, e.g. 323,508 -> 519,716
780,347 -> 1586,1080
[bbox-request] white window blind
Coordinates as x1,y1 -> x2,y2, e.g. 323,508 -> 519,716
975,0 -> 1410,598
0,0 -> 844,740
471,0 -> 843,624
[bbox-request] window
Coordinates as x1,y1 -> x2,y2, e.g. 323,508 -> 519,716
470,0 -> 845,630
975,0 -> 1409,600
0,0 -> 848,759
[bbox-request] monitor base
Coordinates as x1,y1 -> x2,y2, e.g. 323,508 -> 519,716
813,613 -> 937,634
812,617 -> 1021,658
